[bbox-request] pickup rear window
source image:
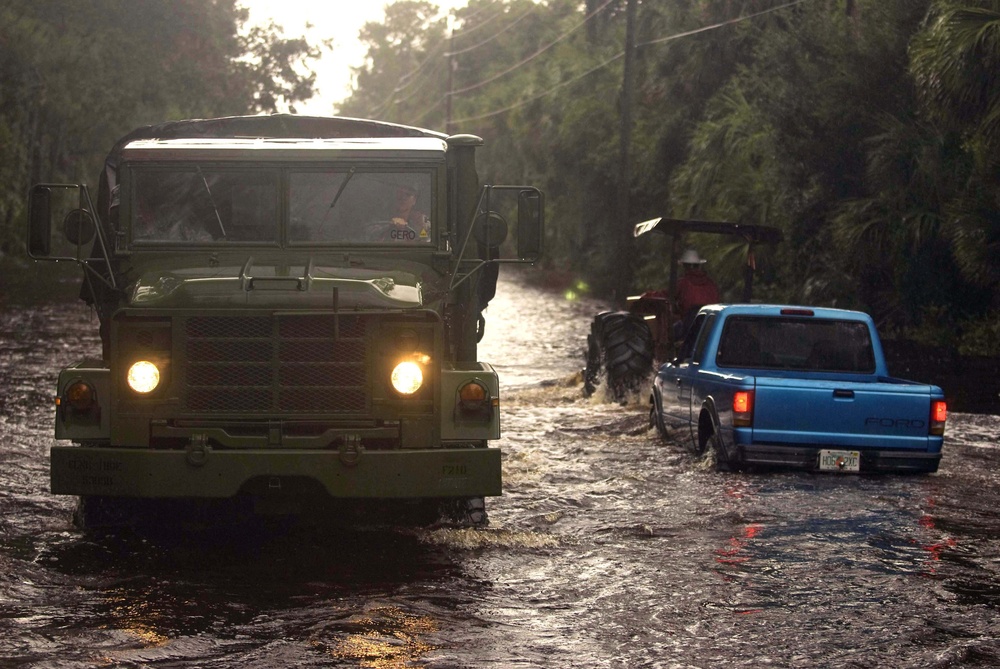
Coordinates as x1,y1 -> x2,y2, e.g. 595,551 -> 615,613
716,316 -> 876,373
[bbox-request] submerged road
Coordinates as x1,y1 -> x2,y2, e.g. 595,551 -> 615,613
1,270 -> 998,668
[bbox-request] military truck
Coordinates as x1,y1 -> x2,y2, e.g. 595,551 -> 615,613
26,114 -> 543,528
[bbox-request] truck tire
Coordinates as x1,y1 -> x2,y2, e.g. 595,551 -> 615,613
649,393 -> 668,440
73,495 -> 147,531
583,312 -> 654,402
699,414 -> 735,472
438,497 -> 489,527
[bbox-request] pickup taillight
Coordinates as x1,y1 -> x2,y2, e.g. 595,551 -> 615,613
930,400 -> 947,436
733,390 -> 754,427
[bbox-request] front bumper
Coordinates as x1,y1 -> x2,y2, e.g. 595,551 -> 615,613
51,445 -> 501,499
739,444 -> 941,474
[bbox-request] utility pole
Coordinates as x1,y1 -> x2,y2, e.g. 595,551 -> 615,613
614,0 -> 637,304
445,30 -> 456,135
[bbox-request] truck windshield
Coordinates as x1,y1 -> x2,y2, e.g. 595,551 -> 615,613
131,168 -> 433,246
133,168 -> 278,243
717,316 -> 876,373
289,170 -> 432,244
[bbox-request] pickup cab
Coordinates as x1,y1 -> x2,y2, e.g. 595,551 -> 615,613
650,305 -> 947,473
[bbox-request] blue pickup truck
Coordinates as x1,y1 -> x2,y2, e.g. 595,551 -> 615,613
650,305 -> 948,473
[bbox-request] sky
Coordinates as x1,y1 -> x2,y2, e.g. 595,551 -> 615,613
240,0 -> 467,115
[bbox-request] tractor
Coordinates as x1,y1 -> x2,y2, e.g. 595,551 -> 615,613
583,217 -> 782,401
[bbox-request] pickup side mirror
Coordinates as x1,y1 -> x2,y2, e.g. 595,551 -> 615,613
517,189 -> 543,262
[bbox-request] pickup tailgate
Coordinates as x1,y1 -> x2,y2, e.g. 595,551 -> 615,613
751,377 -> 936,450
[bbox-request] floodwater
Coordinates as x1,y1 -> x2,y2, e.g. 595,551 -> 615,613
2,269 -> 999,668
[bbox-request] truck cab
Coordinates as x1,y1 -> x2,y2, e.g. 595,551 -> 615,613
27,115 -> 543,527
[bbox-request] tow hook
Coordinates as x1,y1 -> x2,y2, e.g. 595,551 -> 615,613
186,434 -> 210,467
339,435 -> 362,467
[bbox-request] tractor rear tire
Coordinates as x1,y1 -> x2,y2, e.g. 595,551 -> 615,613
583,312 -> 654,402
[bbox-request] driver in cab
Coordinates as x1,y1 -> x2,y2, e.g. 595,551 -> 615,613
369,183 -> 429,242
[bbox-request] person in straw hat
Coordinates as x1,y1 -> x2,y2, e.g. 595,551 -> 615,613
674,248 -> 720,337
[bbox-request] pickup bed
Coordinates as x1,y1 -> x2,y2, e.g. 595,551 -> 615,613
650,305 -> 947,473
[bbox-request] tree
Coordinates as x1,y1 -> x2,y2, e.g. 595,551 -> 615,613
910,0 -> 1000,293
340,1 -> 448,125
0,0 -> 321,261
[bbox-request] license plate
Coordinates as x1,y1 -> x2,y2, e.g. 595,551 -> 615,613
818,449 -> 860,472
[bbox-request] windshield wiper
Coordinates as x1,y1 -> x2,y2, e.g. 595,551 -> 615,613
317,168 -> 355,234
196,167 -> 226,239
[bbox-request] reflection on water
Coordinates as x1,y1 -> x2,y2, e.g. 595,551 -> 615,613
479,269 -> 607,388
320,606 -> 439,669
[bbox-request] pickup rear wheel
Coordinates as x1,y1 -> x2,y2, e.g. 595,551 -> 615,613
704,428 -> 735,472
699,413 -> 734,472
711,430 -> 735,472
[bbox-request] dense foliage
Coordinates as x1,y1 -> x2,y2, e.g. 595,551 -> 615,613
341,0 -> 1000,354
0,0 -> 320,261
3,0 -> 996,354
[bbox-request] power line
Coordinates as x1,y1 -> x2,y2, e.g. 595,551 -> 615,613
637,0 -> 811,48
451,0 -> 813,124
367,4 -> 512,117
448,0 -> 616,97
408,0 -> 612,125
444,6 -> 537,57
373,51 -> 449,114
450,53 -> 623,124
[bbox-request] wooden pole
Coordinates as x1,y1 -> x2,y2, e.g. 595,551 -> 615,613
614,0 -> 637,304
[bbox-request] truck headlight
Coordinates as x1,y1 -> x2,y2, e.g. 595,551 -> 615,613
127,360 -> 160,394
391,360 -> 423,395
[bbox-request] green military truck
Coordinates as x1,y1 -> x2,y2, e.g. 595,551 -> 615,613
27,114 -> 543,528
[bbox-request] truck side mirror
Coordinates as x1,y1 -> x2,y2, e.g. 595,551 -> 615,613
28,186 -> 52,257
63,209 -> 96,246
517,189 -> 543,262
473,211 -> 508,250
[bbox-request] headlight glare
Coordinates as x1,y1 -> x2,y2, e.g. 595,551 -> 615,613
391,360 -> 423,395
127,360 -> 160,394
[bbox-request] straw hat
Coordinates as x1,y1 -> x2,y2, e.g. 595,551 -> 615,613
678,249 -> 707,265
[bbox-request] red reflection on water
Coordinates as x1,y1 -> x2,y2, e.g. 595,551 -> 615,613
916,498 -> 957,576
715,523 -> 762,566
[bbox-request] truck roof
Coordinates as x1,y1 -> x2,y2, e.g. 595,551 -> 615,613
97,114 -> 469,226
702,304 -> 873,322
120,136 -> 449,162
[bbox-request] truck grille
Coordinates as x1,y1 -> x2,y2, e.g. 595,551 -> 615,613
184,315 -> 368,414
